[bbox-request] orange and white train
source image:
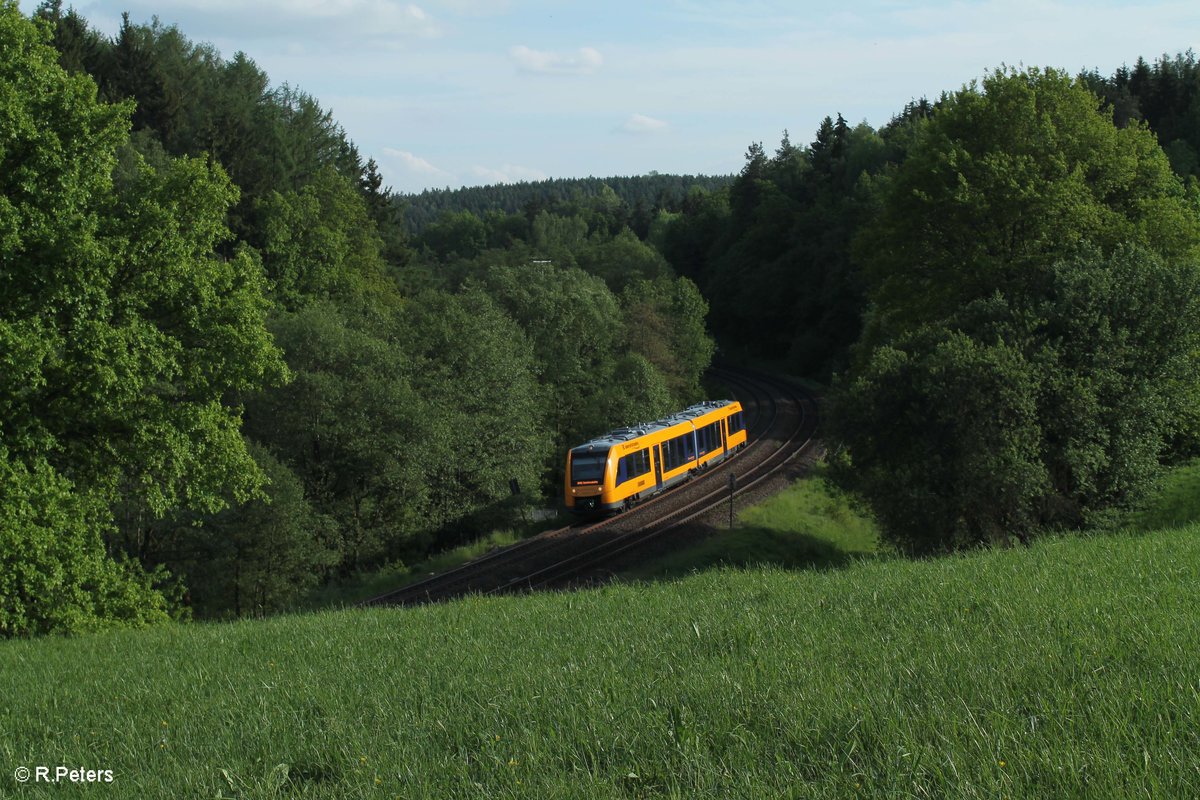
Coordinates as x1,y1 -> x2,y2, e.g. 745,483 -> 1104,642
565,400 -> 747,514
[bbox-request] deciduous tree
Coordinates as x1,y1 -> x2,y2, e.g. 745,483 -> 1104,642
858,66 -> 1200,348
835,67 -> 1200,550
0,3 -> 285,633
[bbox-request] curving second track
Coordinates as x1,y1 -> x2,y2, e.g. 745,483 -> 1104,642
363,367 -> 820,607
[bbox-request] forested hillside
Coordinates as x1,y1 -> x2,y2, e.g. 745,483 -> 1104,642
653,60 -> 1200,554
2,3 -> 714,633
5,0 -> 1200,636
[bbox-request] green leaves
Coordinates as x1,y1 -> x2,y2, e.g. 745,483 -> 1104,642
837,68 -> 1200,552
0,448 -> 171,636
666,118 -> 889,377
0,5 -> 285,633
242,292 -> 551,568
621,275 -> 714,403
838,248 -> 1200,551
393,289 -> 550,542
860,67 -> 1199,347
836,329 -> 1049,552
256,165 -> 396,312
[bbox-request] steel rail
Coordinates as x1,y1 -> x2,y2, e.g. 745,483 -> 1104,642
363,367 -> 806,606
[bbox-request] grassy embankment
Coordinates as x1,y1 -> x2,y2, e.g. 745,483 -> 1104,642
620,470 -> 883,581
2,468 -> 1199,798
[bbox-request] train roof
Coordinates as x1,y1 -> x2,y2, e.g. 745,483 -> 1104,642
570,400 -> 739,454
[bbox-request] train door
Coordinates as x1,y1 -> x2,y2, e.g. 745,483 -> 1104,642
654,444 -> 664,491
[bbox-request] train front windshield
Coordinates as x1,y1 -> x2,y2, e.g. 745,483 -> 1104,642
570,452 -> 608,484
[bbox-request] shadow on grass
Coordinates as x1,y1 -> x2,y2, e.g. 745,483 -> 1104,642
619,522 -> 889,583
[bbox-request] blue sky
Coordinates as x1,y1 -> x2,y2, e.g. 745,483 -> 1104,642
20,0 -> 1200,194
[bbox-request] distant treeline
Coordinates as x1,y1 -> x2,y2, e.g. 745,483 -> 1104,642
398,174 -> 734,234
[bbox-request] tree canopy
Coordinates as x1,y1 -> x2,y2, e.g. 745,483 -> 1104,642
834,68 -> 1200,552
20,0 -> 1200,625
859,67 -> 1200,349
1,2 -> 285,634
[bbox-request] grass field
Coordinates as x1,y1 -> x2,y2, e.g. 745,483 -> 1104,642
3,515 -> 1199,797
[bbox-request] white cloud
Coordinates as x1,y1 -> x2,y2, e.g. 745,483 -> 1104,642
383,148 -> 449,176
619,113 -> 669,134
99,0 -> 440,46
509,45 -> 603,75
469,164 -> 549,184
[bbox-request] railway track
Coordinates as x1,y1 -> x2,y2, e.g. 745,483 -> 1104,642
363,367 -> 819,607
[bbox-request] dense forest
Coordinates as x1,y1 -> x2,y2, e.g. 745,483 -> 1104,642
398,174 -> 734,234
1,2 -> 714,633
659,57 -> 1200,552
4,0 -> 1200,635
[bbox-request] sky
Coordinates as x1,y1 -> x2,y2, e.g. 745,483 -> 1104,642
19,0 -> 1200,195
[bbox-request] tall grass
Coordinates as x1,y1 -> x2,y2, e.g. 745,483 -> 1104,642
2,525 -> 1198,798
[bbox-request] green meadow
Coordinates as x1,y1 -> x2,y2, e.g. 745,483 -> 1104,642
3,468 -> 1200,798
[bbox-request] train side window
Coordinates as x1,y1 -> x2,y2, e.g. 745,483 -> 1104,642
668,435 -> 687,469
621,450 -> 651,484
